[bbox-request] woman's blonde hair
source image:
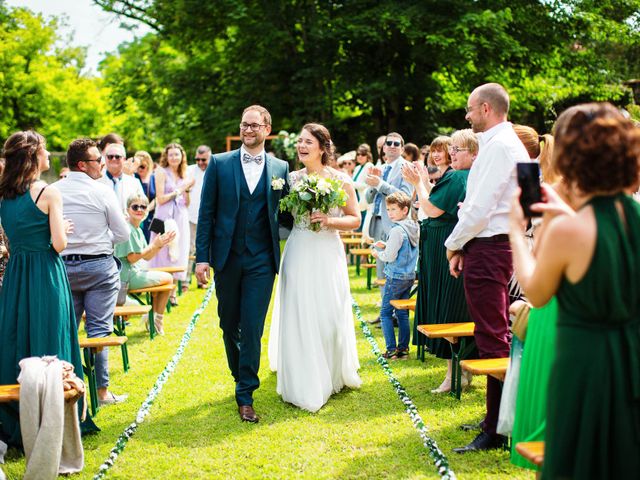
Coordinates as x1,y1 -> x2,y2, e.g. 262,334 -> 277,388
159,143 -> 187,178
450,129 -> 479,155
513,125 -> 557,184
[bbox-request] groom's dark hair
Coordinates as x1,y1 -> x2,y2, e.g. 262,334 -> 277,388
243,105 -> 271,126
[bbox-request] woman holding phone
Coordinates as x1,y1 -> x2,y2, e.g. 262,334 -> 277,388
510,103 -> 640,478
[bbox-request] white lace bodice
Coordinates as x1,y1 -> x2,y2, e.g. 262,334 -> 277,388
289,168 -> 352,231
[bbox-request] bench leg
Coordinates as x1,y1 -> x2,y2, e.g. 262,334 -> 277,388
82,347 -> 99,417
113,316 -> 129,373
366,267 -> 372,290
450,338 -> 476,400
177,280 -> 183,296
356,255 -> 361,276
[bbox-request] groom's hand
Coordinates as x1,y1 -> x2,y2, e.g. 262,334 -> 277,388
195,262 -> 211,285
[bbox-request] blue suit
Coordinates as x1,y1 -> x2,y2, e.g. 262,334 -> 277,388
196,149 -> 289,406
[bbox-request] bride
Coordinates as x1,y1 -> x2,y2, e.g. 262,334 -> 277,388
268,123 -> 362,412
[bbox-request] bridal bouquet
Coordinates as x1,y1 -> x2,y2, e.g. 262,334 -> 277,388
279,174 -> 347,231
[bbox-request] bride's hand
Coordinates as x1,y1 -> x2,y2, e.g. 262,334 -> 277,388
310,211 -> 332,229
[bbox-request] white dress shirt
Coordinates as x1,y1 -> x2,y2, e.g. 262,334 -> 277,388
97,172 -> 145,213
240,146 -> 266,194
186,164 -> 207,224
445,122 -> 530,252
56,172 -> 130,255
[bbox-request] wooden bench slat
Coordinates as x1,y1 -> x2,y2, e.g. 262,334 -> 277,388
0,384 -> 80,403
113,305 -> 152,317
148,266 -> 187,273
129,284 -> 176,294
349,248 -> 372,256
460,358 -> 509,381
79,336 -> 128,349
417,322 -> 475,344
390,299 -> 416,311
515,441 -> 545,466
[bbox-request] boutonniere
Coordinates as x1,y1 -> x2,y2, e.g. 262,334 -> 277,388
271,176 -> 285,191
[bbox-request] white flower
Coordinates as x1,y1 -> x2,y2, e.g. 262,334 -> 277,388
271,177 -> 285,190
316,178 -> 331,195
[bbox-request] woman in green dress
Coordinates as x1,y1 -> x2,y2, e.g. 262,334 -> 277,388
403,130 -> 476,393
115,194 -> 175,335
0,131 -> 87,446
510,103 -> 640,479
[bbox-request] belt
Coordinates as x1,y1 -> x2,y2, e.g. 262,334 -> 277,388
472,234 -> 510,244
62,253 -> 111,262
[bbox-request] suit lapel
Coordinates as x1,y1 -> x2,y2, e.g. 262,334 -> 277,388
231,149 -> 242,201
265,153 -> 273,217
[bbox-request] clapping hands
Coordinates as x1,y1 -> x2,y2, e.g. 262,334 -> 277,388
152,230 -> 177,249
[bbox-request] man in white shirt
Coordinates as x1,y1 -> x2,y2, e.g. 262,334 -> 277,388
97,143 -> 144,212
57,138 -> 131,406
185,145 -> 211,289
445,83 -> 530,453
365,132 -> 414,313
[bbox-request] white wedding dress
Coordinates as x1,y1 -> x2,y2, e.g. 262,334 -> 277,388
268,169 -> 362,412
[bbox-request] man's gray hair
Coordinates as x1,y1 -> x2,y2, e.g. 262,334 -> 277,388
196,145 -> 211,155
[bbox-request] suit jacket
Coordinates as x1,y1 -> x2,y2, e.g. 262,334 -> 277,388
195,149 -> 289,273
365,157 -> 414,234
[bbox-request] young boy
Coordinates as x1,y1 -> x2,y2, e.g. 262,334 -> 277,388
371,192 -> 419,360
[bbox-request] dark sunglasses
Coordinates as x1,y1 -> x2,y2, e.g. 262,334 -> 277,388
385,140 -> 402,147
106,154 -> 124,160
195,157 -> 208,162
130,204 -> 148,212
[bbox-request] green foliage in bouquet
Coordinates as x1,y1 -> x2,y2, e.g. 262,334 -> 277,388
279,174 -> 347,231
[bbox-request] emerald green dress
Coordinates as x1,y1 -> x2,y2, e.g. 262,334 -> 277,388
542,195 -> 640,479
413,168 -> 471,357
0,191 -> 85,446
510,297 -> 558,469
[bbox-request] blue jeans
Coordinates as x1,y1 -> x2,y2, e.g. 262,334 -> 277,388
380,276 -> 415,351
64,256 -> 120,389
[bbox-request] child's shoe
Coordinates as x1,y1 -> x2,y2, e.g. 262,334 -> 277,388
381,349 -> 398,360
396,348 -> 409,360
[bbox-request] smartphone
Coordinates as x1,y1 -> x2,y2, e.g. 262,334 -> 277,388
149,217 -> 165,235
517,162 -> 542,217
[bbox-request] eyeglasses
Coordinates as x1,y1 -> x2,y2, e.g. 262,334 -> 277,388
239,122 -> 266,132
449,146 -> 470,154
356,153 -> 367,156
106,154 -> 124,160
195,157 -> 208,162
385,140 -> 402,147
137,165 -> 147,170
83,157 -> 102,163
130,204 -> 148,212
465,103 -> 484,113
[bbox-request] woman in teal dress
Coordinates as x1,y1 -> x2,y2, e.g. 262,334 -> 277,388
510,103 -> 640,479
0,131 -> 89,446
403,129 -> 476,393
115,194 -> 174,334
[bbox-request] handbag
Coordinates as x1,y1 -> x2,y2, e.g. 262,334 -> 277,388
511,302 -> 531,342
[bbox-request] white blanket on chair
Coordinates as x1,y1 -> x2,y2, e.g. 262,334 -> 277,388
18,356 -> 83,479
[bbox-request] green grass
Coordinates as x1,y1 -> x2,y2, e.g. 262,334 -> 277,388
2,265 -> 533,479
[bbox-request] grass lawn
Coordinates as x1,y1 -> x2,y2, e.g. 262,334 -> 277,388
2,259 -> 534,479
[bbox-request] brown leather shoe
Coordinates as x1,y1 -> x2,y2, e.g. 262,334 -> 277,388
238,405 -> 259,423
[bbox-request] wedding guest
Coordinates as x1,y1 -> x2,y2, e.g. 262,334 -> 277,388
371,192 -> 419,360
445,83 -> 529,453
134,150 -> 156,241
97,143 -> 144,213
429,136 -> 452,181
57,138 -> 130,407
352,144 -> 373,231
402,143 -> 421,164
115,195 -> 175,335
186,145 -> 210,289
375,135 -> 386,166
337,153 -> 356,176
0,131 -> 89,445
510,102 -> 640,478
513,124 -> 557,184
403,129 -> 477,392
148,143 -> 195,304
59,167 -> 70,179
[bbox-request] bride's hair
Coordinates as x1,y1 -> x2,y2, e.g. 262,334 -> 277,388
302,123 -> 332,165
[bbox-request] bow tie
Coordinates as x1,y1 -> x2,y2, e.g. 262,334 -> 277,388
242,153 -> 263,165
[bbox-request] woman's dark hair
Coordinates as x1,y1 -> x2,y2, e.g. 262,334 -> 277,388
553,102 -> 640,194
301,123 -> 332,165
0,130 -> 46,200
97,133 -> 124,152
66,138 -> 98,169
402,143 -> 420,162
356,143 -> 373,163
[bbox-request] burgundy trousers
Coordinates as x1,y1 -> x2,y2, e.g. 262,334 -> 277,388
463,239 -> 513,435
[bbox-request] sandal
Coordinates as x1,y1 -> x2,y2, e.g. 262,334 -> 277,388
381,349 -> 398,360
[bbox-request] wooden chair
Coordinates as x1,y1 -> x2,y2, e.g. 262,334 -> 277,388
418,322 -> 475,399
79,336 -> 128,416
515,441 -> 545,468
128,283 -> 176,339
0,384 -> 81,404
460,358 -> 509,381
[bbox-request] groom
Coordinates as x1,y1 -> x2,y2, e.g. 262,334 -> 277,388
195,105 -> 289,423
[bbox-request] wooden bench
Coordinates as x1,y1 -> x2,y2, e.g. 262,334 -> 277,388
129,283 -> 176,339
515,441 -> 545,467
79,336 -> 128,416
349,247 -> 372,275
418,322 -> 476,399
390,298 -> 416,311
0,384 -> 81,404
113,304 -> 151,368
460,357 -> 509,381
148,265 -> 187,295
362,263 -> 376,289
